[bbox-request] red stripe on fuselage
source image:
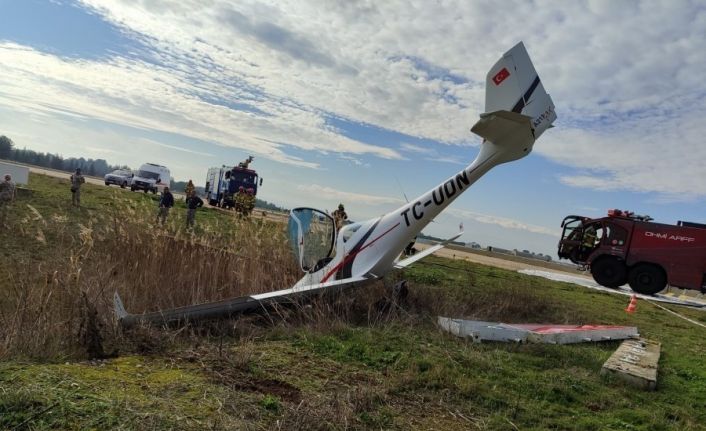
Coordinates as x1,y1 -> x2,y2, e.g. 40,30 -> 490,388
321,222 -> 401,283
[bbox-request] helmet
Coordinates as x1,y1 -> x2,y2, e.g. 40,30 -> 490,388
338,203 -> 344,210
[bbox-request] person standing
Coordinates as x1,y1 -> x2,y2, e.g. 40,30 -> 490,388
156,186 -> 174,225
70,168 -> 86,207
0,174 -> 16,227
244,188 -> 255,216
184,179 -> 195,198
185,193 -> 204,228
234,186 -> 246,216
333,203 -> 348,231
238,155 -> 254,169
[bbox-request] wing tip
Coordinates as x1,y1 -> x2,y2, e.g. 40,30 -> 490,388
114,291 -> 128,320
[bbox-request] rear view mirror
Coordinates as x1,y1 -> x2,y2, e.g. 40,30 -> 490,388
260,178 -> 263,186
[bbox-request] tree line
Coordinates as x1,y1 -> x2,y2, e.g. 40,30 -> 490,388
0,135 -> 127,177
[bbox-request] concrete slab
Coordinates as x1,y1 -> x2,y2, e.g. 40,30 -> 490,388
438,317 -> 638,344
601,338 -> 660,391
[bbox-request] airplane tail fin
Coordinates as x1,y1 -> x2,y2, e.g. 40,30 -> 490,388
483,42 -> 556,138
471,42 -> 556,163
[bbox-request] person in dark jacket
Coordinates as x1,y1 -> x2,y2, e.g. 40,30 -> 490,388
156,187 -> 174,225
185,193 -> 204,228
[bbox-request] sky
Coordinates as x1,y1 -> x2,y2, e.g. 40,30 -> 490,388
1,0 -> 705,257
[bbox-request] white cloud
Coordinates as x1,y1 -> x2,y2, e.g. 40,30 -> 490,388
400,142 -> 466,165
0,42 -> 402,169
542,112 -> 706,200
400,143 -> 434,155
136,138 -> 214,157
295,184 -> 405,206
448,208 -> 558,237
294,183 -> 556,237
1,0 -> 705,200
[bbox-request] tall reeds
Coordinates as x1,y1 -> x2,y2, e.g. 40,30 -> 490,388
0,195 -> 300,359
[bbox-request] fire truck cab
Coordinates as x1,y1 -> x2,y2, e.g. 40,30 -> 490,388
558,209 -> 706,295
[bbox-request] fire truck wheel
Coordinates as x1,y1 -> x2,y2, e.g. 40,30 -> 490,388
628,264 -> 667,295
590,257 -> 627,288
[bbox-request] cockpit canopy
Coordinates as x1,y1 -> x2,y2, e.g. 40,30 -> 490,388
288,208 -> 336,272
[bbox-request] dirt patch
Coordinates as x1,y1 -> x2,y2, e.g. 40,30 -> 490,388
231,377 -> 302,403
196,354 -> 302,403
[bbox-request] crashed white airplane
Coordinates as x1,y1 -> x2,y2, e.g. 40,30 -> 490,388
115,41 -> 557,327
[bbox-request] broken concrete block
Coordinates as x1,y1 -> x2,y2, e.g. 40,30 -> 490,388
601,338 -> 660,391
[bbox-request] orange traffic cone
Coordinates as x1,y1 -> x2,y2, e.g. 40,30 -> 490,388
625,294 -> 638,314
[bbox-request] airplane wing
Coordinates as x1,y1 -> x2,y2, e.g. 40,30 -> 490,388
115,275 -> 372,328
394,232 -> 464,269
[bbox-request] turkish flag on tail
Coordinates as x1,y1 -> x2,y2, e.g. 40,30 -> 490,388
492,67 -> 510,86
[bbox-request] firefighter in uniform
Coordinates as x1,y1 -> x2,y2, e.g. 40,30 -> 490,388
580,224 -> 598,260
238,156 -> 254,169
234,186 -> 246,216
244,188 -> 255,216
0,174 -> 16,227
70,168 -> 86,207
184,180 -> 195,198
583,224 -> 597,248
333,203 -> 348,231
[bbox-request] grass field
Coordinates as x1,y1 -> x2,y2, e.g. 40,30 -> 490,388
1,174 -> 706,430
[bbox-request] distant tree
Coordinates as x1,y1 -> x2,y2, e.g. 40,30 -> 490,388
50,154 -> 64,170
0,135 -> 13,159
254,198 -> 288,212
170,180 -> 186,192
92,159 -> 109,176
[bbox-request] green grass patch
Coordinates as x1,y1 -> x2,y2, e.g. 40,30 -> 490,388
1,173 -> 706,430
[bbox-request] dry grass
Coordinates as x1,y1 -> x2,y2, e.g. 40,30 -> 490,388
0,193 -> 300,360
0,185 -> 423,361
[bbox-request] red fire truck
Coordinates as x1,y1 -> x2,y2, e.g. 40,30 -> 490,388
558,209 -> 706,295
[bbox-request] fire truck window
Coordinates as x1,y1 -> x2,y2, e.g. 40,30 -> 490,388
595,226 -> 605,241
582,223 -> 602,248
562,218 -> 582,241
606,225 -> 628,246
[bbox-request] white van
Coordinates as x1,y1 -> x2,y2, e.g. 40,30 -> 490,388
130,163 -> 170,194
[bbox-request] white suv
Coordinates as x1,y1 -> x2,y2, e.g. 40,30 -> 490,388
104,169 -> 133,188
